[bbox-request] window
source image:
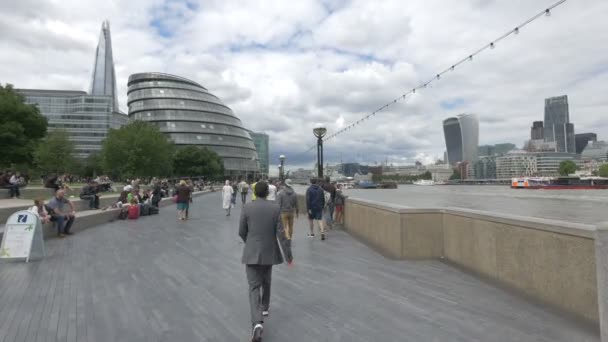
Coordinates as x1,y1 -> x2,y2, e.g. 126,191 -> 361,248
196,136 -> 202,140
201,124 -> 206,128
159,89 -> 165,94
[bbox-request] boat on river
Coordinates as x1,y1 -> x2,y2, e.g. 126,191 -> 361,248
413,179 -> 435,186
511,176 -> 608,189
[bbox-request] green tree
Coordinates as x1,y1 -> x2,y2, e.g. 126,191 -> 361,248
599,164 -> 608,178
0,84 -> 48,167
82,153 -> 104,177
101,121 -> 174,179
558,160 -> 577,176
33,130 -> 77,174
449,169 -> 461,180
173,146 -> 223,179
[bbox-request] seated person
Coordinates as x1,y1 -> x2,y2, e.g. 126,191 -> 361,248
47,189 -> 76,238
79,180 -> 100,210
1,171 -> 21,198
28,198 -> 51,224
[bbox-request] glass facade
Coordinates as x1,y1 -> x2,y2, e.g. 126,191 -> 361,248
90,20 -> 119,112
544,95 -> 575,153
127,72 -> 259,176
581,141 -> 608,161
443,114 -> 479,165
18,89 -> 128,158
248,132 -> 269,175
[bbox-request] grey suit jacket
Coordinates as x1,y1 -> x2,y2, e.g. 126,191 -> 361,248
239,199 -> 293,265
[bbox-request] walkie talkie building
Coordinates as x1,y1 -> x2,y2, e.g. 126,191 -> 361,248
127,73 -> 259,177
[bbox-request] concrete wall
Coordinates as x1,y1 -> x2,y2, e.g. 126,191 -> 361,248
342,197 -> 601,326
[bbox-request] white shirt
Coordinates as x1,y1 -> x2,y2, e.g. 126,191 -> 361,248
267,184 -> 277,201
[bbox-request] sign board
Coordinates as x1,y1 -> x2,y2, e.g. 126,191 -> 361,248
0,210 -> 45,262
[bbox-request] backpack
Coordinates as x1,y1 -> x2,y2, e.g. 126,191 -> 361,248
128,205 -> 140,220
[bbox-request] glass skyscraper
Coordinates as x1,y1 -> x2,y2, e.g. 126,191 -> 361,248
17,20 -> 128,159
442,113 -> 479,165
127,72 -> 259,177
544,95 -> 575,153
248,131 -> 269,175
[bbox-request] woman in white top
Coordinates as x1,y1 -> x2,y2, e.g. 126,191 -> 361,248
267,180 -> 277,201
28,198 -> 51,224
222,180 -> 234,216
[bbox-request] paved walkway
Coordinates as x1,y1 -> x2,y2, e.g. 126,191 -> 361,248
0,193 -> 598,342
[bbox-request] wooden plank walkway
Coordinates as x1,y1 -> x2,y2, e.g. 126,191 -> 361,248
0,193 -> 599,342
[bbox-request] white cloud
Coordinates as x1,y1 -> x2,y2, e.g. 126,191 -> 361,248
1,0 -> 607,169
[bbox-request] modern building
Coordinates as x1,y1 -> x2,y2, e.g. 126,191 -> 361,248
17,20 -> 128,159
575,133 -> 597,154
127,72 -> 259,178
531,121 -> 544,140
426,164 -> 453,182
543,95 -> 575,153
581,141 -> 608,162
473,156 -> 497,179
526,139 -> 557,152
248,131 -> 269,175
443,114 -> 479,165
535,153 -> 578,177
496,150 -> 537,179
478,143 -> 516,157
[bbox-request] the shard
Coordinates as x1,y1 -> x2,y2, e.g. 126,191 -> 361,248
90,20 -> 120,112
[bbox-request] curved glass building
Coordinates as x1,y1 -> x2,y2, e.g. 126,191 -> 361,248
127,73 -> 259,177
443,113 -> 479,165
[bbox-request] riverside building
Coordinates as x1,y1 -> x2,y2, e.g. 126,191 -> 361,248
127,72 -> 259,178
17,21 -> 128,158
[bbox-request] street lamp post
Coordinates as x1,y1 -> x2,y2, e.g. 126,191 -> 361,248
313,126 -> 327,179
279,155 -> 286,181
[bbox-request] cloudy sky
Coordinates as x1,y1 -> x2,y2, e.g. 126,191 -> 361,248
1,0 -> 607,170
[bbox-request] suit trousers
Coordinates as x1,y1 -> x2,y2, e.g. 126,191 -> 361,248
246,265 -> 273,327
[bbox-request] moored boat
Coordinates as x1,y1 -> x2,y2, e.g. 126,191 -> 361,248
511,176 -> 608,189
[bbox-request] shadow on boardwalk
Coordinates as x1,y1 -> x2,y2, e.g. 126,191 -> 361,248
0,193 -> 599,342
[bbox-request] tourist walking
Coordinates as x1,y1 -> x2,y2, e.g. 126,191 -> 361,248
176,180 -> 191,221
239,179 -> 249,204
222,180 -> 234,216
267,180 -> 277,201
321,177 -> 336,229
334,184 -> 346,225
277,179 -> 299,240
232,181 -> 238,207
306,178 -> 326,240
47,189 -> 76,238
239,181 -> 293,342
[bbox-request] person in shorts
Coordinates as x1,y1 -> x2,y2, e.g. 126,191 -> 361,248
305,178 -> 326,240
334,184 -> 346,225
176,180 -> 192,221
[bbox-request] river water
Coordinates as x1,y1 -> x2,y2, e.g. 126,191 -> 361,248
297,185 -> 608,225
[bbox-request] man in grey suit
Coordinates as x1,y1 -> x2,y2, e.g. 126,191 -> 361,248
239,181 -> 293,342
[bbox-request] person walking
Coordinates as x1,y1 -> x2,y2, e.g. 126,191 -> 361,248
176,180 -> 192,221
334,184 -> 347,225
305,178 -> 326,240
222,180 -> 234,216
267,180 -> 277,201
231,181 -> 238,207
277,179 -> 299,240
321,177 -> 336,229
239,181 -> 293,342
239,179 -> 249,205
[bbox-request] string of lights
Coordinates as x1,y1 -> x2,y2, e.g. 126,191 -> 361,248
292,0 -> 567,159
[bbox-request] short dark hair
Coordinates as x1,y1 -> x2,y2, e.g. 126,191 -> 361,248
310,178 -> 317,184
255,181 -> 269,198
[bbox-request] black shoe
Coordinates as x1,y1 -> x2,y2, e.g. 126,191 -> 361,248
321,233 -> 326,241
64,232 -> 74,236
307,233 -> 314,238
262,310 -> 269,317
252,324 -> 263,342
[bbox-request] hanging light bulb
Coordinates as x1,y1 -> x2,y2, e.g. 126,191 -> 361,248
451,65 -> 455,71
468,55 -> 473,61
490,42 -> 495,49
412,88 -> 416,94
545,8 -> 551,17
436,74 -> 441,80
514,27 -> 520,35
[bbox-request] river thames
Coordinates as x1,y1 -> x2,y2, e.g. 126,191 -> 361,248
325,185 -> 608,225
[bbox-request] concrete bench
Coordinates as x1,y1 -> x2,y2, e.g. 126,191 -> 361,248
0,187 -> 86,200
0,191 -> 208,240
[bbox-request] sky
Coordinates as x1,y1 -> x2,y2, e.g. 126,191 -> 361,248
1,0 -> 607,171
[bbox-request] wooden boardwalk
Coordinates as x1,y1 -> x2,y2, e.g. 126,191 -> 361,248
0,193 -> 598,342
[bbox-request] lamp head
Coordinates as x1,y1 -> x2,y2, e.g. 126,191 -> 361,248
313,127 -> 327,138
279,154 -> 285,161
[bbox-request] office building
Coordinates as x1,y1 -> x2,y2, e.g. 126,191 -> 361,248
443,113 -> 479,165
17,21 -> 128,158
581,141 -> 608,162
127,72 -> 259,178
543,95 -> 575,153
526,139 -> 557,153
478,143 -> 516,157
531,121 -> 544,140
248,131 -> 269,175
496,151 -> 537,179
575,133 -> 597,154
473,156 -> 497,179
535,153 -> 578,176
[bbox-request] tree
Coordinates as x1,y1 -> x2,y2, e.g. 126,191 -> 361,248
449,169 -> 461,180
101,121 -> 174,180
33,130 -> 78,174
599,164 -> 608,178
0,84 -> 48,167
82,153 -> 104,177
558,160 -> 577,176
173,146 -> 224,179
